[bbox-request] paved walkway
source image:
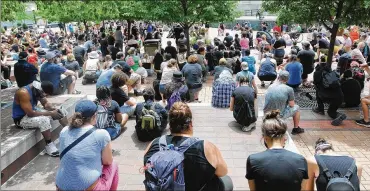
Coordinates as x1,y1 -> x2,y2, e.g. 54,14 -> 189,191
3,28 -> 370,190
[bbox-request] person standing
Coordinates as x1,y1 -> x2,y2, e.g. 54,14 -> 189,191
114,26 -> 123,51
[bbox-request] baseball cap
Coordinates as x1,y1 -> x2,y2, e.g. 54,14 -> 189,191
241,62 -> 249,70
75,100 -> 98,118
45,52 -> 56,60
19,51 -> 28,60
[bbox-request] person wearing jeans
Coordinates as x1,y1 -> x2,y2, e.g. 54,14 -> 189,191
56,100 -> 119,191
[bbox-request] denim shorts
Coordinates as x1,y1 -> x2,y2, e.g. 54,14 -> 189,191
281,105 -> 299,119
105,123 -> 121,140
159,84 -> 166,94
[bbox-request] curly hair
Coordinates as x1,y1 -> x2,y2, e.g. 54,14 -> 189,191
262,110 -> 287,138
169,102 -> 192,133
111,71 -> 128,88
187,54 -> 198,64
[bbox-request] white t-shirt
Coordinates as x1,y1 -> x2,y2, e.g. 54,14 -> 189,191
86,58 -> 99,71
160,67 -> 178,85
344,38 -> 352,47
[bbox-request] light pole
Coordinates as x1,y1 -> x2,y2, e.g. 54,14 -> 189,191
31,7 -> 37,25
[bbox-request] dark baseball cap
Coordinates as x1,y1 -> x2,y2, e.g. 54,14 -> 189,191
75,100 -> 98,118
19,52 -> 28,60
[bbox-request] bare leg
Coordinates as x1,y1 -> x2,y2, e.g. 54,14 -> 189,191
120,113 -> 129,127
68,76 -> 76,94
41,130 -> 52,141
361,66 -> 370,76
293,111 -> 300,128
361,98 -> 370,122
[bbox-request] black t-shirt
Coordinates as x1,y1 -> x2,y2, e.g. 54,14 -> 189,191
110,47 -> 119,61
318,39 -> 329,49
297,49 -> 315,70
110,87 -> 130,107
246,149 -> 308,191
341,78 -> 361,107
144,135 -> 221,191
100,38 -> 108,55
224,36 -> 233,44
164,46 -> 178,59
73,46 -> 86,61
232,86 -> 255,113
273,38 -> 286,49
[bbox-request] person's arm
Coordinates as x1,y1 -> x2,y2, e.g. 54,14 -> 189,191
64,69 -> 76,76
304,156 -> 316,191
229,97 -> 235,111
251,79 -> 258,95
39,97 -> 56,111
18,90 -> 58,117
125,97 -> 137,107
113,102 -> 123,123
204,140 -> 228,177
139,59 -> 142,67
101,142 -> 113,165
248,180 -> 256,191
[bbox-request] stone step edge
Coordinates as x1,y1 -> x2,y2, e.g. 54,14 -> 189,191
0,95 -> 86,171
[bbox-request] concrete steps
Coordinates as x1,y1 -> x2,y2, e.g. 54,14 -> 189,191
1,94 -> 86,184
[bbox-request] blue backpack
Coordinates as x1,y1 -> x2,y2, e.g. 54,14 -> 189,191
166,85 -> 186,110
144,135 -> 200,191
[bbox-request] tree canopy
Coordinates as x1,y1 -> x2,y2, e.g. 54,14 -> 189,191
1,0 -> 26,21
263,0 -> 370,65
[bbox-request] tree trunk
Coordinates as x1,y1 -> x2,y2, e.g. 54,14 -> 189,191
127,19 -> 132,38
327,23 -> 339,67
184,24 -> 190,57
83,20 -> 88,34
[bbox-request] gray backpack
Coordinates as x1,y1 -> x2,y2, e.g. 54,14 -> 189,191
144,135 -> 200,191
315,155 -> 357,191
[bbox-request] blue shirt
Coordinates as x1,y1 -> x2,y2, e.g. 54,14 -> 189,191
181,63 -> 203,86
56,125 -> 111,190
285,61 -> 303,85
96,69 -> 115,88
212,82 -> 236,108
241,56 -> 256,74
39,38 -> 48,48
40,62 -> 67,90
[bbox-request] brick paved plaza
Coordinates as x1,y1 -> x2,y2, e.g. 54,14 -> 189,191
2,29 -> 370,190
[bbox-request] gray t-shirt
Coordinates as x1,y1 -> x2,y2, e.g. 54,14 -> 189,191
181,63 -> 202,86
263,83 -> 294,113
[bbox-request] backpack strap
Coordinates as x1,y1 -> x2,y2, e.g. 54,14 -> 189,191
177,137 -> 200,153
60,128 -> 96,159
315,155 -> 334,180
158,135 -> 168,151
344,159 -> 356,180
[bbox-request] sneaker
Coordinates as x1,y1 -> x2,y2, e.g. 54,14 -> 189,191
356,119 -> 370,127
242,123 -> 256,132
261,83 -> 265,87
45,142 -> 59,157
291,127 -> 305,135
312,107 -> 325,115
331,114 -> 347,126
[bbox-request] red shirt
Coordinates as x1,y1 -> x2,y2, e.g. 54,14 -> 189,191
273,26 -> 281,33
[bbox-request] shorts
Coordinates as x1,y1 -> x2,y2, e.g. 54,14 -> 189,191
119,105 -> 135,117
127,73 -> 141,87
159,84 -> 166,94
15,114 -> 53,132
281,105 -> 299,119
105,123 -> 121,140
54,75 -> 73,95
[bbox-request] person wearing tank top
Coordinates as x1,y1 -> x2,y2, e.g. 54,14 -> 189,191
144,102 -> 233,191
305,138 -> 362,191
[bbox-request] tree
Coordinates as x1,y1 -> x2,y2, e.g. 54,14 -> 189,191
263,0 -> 370,66
1,0 -> 26,21
143,0 -> 240,55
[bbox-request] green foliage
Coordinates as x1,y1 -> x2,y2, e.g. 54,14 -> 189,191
1,0 -> 26,21
142,0 -> 240,27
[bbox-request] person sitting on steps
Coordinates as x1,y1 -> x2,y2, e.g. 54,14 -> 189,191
12,81 -> 68,157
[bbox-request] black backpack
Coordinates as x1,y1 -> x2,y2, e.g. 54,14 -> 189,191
315,155 -> 357,191
322,70 -> 340,89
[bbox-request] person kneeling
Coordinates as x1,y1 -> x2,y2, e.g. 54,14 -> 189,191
143,102 -> 233,191
95,86 -> 128,140
230,76 -> 257,132
135,88 -> 168,142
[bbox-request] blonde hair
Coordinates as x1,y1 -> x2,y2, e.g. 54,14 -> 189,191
187,55 -> 198,63
167,59 -> 177,68
67,54 -> 75,62
219,58 -> 227,65
104,55 -> 112,61
261,34 -> 267,40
